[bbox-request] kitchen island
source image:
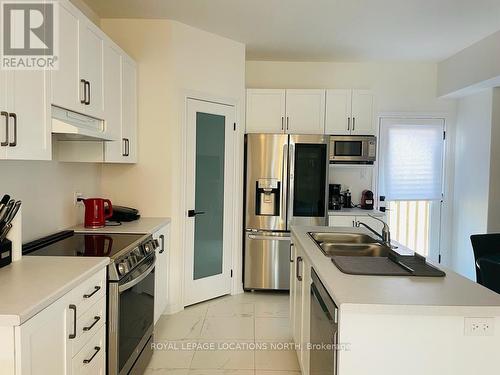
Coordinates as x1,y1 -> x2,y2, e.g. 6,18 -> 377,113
291,225 -> 500,375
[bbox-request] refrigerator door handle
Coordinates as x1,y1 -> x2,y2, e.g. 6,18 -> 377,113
247,234 -> 291,241
287,143 -> 295,229
282,142 -> 289,228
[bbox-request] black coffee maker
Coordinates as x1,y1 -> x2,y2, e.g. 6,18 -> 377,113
329,184 -> 342,210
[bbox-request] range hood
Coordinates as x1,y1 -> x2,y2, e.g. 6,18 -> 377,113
51,106 -> 114,141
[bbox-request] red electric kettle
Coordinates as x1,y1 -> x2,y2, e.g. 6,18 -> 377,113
81,198 -> 113,228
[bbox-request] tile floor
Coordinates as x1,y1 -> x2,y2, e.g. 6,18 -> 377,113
145,292 -> 300,375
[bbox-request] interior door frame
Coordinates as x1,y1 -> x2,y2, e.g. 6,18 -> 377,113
181,93 -> 240,307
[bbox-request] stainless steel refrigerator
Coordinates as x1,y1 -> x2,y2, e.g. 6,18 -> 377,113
244,133 -> 329,290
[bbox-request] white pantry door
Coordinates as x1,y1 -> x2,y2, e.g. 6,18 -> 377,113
184,99 -> 235,306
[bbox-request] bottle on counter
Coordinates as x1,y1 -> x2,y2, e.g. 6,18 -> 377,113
379,195 -> 386,212
343,189 -> 352,208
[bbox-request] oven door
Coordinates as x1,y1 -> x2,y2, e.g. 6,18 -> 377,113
109,254 -> 155,375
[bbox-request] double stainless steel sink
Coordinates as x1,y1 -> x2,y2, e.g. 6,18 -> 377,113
308,232 -> 392,257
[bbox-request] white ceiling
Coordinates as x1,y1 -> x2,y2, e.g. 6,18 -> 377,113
82,0 -> 500,62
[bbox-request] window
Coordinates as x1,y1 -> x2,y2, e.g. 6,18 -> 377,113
379,118 -> 445,259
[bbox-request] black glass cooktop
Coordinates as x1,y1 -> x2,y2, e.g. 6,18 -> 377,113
23,230 -> 145,258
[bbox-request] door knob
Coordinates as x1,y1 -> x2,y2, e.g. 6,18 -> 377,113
188,210 -> 206,217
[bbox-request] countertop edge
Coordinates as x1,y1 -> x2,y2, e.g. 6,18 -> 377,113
0,257 -> 109,327
291,225 -> 500,312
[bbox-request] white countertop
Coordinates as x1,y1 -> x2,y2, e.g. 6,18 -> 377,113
292,225 -> 500,313
71,217 -> 171,234
328,208 -> 385,216
0,257 -> 109,326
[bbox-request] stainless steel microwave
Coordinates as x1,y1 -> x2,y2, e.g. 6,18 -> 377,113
329,135 -> 377,164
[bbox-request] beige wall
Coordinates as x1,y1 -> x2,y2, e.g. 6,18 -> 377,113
99,19 -> 245,311
0,160 -> 101,242
451,90 -> 493,279
246,61 -> 455,114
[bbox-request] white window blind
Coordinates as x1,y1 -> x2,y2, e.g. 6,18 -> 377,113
379,118 -> 445,201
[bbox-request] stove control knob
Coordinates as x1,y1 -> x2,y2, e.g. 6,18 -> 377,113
144,243 -> 151,254
118,261 -> 129,275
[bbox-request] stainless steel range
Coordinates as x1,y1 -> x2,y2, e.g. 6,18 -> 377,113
23,231 -> 159,375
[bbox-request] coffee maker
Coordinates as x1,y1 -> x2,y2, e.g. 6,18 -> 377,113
329,184 -> 342,211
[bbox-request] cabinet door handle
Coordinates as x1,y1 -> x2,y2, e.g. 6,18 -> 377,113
352,117 -> 355,131
9,113 -> 17,147
159,234 -> 165,254
126,138 -> 130,156
83,316 -> 101,332
68,304 -> 77,339
286,116 -> 289,131
83,285 -> 100,299
296,256 -> 303,281
347,117 -> 351,131
80,79 -> 87,104
1,111 -> 8,146
83,346 -> 101,364
281,116 -> 284,131
290,243 -> 294,263
122,138 -> 127,156
85,81 -> 91,105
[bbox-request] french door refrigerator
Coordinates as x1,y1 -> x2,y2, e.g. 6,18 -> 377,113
244,133 -> 329,290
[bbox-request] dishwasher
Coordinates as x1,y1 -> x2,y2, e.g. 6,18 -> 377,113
310,269 -> 339,375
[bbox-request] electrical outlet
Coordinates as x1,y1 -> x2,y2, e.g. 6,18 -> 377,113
74,192 -> 84,206
465,317 -> 495,336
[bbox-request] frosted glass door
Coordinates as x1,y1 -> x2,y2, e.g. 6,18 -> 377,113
185,99 -> 234,306
193,112 -> 225,280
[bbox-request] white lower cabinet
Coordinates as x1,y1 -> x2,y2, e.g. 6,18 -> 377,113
9,268 -> 107,375
290,239 -> 311,375
153,223 -> 170,324
15,292 -> 69,375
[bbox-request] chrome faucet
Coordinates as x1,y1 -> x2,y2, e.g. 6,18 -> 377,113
355,214 -> 392,247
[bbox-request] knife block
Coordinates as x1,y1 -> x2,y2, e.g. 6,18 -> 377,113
6,207 -> 21,262
0,239 -> 12,268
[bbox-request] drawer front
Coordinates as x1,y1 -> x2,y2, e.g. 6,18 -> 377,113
70,296 -> 106,357
72,325 -> 106,375
68,268 -> 106,317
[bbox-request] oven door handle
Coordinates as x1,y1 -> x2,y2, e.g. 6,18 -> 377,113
118,261 -> 155,293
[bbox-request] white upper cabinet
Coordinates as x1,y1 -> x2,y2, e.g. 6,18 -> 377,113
79,21 -> 105,119
0,70 -> 6,159
325,89 -> 375,135
246,89 -> 286,133
103,42 -> 122,143
105,55 -> 138,163
121,57 -> 138,162
5,71 -> 51,160
325,89 -> 351,135
351,90 -> 374,135
51,0 -> 80,112
52,2 -> 105,119
0,69 -> 50,161
246,89 -> 325,134
285,89 -> 325,134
